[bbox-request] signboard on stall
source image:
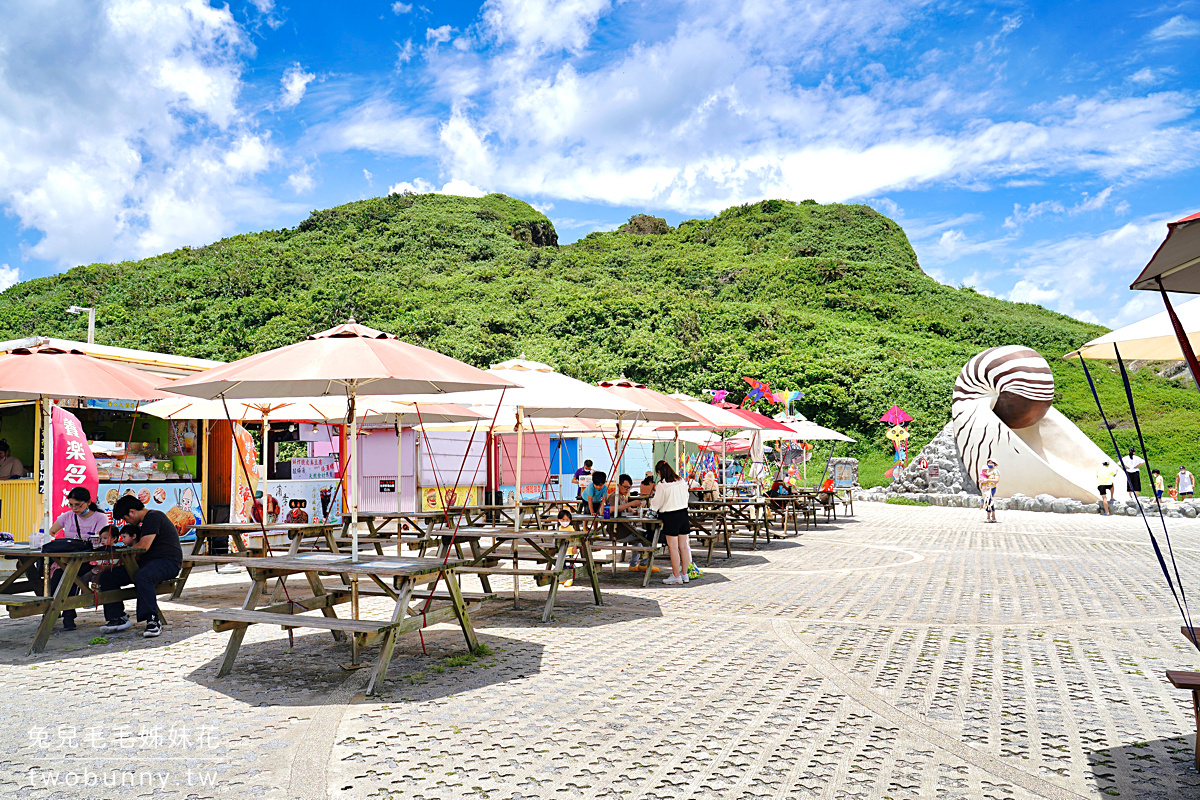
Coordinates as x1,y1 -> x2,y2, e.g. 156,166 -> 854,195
291,456 -> 338,480
51,406 -> 98,513
85,398 -> 141,412
230,423 -> 262,524
98,483 -> 202,535
262,481 -> 343,525
421,486 -> 478,511
378,479 -> 396,493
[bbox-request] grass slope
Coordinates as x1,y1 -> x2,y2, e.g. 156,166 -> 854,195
4,193 -> 1197,487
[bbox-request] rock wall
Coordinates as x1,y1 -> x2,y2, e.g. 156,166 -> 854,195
888,422 -> 980,496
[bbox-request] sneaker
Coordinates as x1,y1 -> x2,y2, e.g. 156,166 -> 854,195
216,564 -> 241,574
681,572 -> 689,583
686,563 -> 703,579
662,574 -> 683,585
629,563 -> 645,572
143,617 -> 162,638
100,617 -> 132,633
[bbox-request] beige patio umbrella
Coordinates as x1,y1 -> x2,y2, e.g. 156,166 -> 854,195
161,321 -> 516,562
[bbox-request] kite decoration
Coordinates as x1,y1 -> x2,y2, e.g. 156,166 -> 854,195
741,376 -> 772,407
707,389 -> 729,405
880,405 -> 913,425
880,405 -> 912,478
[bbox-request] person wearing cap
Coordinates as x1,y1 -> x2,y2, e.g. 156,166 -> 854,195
1096,460 -> 1119,515
978,459 -> 999,523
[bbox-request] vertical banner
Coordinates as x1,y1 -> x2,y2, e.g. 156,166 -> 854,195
230,423 -> 262,523
51,406 -> 98,514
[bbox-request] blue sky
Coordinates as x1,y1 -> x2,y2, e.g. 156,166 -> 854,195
1,0 -> 1198,329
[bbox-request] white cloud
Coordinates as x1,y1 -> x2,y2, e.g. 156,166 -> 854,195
1147,14 -> 1200,41
389,178 -> 435,195
363,169 -> 374,186
1003,187 -> 1115,230
308,99 -> 436,156
0,264 -> 19,292
427,25 -> 452,44
392,2 -> 413,13
440,178 -> 486,197
0,0 -> 291,266
482,0 -> 611,54
278,63 -> 315,109
395,39 -> 415,67
421,2 -> 1200,215
1005,215 -> 1177,326
286,167 -> 315,194
386,178 -> 485,197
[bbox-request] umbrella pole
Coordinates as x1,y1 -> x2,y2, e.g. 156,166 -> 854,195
396,422 -> 404,515
674,424 -> 680,476
513,406 -> 524,608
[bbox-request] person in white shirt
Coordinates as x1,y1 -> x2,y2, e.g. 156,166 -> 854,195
1177,466 -> 1195,499
1120,448 -> 1146,500
650,460 -> 701,584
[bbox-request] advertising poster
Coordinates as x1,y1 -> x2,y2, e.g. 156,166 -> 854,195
230,423 -> 263,524
421,485 -> 478,511
98,482 -> 203,536
51,406 -> 98,514
260,480 -> 343,524
290,456 -> 338,480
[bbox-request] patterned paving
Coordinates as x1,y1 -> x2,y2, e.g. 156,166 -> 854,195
1,504 -> 1199,798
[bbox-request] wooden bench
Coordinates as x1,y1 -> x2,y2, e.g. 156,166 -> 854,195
1166,668 -> 1200,770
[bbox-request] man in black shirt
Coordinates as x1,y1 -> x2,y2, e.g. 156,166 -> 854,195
99,496 -> 183,638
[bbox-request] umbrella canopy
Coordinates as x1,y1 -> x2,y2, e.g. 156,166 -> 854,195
140,395 -> 483,425
879,405 -> 912,425
1065,296 -> 1200,361
418,407 -> 604,434
0,344 -> 168,401
419,358 -> 652,419
1130,212 -> 1200,293
665,393 -> 767,431
723,407 -> 796,433
731,419 -> 856,443
163,320 -> 517,399
596,378 -> 713,426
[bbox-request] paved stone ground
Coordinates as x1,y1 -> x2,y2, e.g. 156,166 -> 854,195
2,504 -> 1200,799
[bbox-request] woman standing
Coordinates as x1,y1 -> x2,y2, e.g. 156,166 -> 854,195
47,487 -> 108,631
651,460 -> 699,584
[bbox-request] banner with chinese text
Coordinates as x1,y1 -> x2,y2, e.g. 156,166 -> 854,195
51,406 -> 98,514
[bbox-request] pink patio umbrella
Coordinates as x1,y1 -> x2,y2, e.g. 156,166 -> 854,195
163,320 -> 517,562
0,343 -> 169,529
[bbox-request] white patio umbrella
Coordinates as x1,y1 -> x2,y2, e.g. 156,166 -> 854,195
1065,296 -> 1200,361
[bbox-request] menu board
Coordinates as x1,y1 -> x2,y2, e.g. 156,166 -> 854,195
290,456 -> 338,480
98,482 -> 203,536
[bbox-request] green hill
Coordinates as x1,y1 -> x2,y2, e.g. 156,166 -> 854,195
4,192 -> 1197,487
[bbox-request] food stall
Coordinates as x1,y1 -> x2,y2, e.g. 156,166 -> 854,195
0,337 -> 221,541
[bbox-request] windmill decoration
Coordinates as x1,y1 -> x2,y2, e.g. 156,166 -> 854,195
880,405 -> 913,478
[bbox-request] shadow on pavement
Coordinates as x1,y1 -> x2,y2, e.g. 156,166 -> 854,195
1088,737 -> 1200,797
186,627 -> 543,706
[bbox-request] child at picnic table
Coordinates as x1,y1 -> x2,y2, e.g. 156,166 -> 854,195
80,525 -> 121,589
556,510 -> 576,588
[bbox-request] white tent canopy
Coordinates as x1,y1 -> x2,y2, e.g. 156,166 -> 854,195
1066,296 -> 1200,361
140,395 -> 484,425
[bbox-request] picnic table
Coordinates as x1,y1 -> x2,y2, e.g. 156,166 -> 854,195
0,545 -> 178,654
586,516 -> 665,586
174,522 -> 342,598
692,498 -> 771,549
433,527 -> 601,622
203,554 -> 484,696
766,493 -> 818,535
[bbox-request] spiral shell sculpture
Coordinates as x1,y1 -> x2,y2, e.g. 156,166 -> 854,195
952,345 -> 1114,502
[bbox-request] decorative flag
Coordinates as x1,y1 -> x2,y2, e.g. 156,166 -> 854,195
51,406 -> 98,514
230,422 -> 262,523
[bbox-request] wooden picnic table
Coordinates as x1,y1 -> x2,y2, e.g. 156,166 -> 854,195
432,527 -> 601,622
585,516 -> 665,586
692,498 -> 771,549
0,545 -> 176,654
174,522 -> 342,598
203,554 -> 484,696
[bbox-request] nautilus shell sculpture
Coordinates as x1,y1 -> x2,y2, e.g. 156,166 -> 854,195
952,345 -> 1115,502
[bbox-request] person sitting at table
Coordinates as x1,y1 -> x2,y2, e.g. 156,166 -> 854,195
573,459 -> 594,512
701,471 -> 718,501
556,509 -> 577,587
80,524 -> 120,590
608,474 -> 646,516
652,460 -> 701,584
98,495 -> 183,639
0,439 -> 24,479
47,487 -> 110,631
